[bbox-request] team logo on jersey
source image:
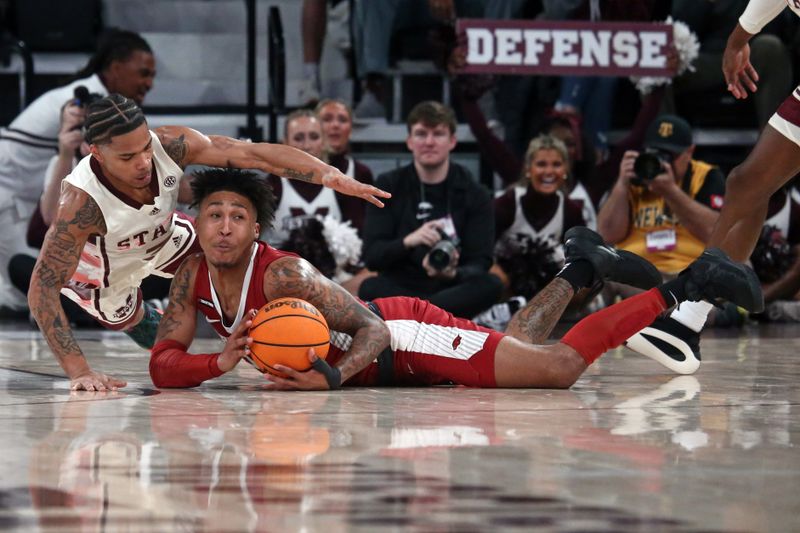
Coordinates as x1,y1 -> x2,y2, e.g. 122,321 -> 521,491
164,175 -> 177,188
199,298 -> 215,308
112,294 -> 135,319
452,334 -> 462,350
149,207 -> 161,216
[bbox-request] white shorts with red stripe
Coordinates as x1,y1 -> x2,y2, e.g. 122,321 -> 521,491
769,87 -> 800,147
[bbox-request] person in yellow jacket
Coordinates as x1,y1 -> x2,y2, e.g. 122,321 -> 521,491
596,114 -> 727,375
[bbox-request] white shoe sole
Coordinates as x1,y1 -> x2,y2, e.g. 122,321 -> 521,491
625,327 -> 701,375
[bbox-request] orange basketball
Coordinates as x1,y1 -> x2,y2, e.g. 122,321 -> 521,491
248,297 -> 330,377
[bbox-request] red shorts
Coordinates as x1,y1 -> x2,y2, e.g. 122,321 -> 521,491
328,296 -> 505,388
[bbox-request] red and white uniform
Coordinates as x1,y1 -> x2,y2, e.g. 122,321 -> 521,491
742,0 -> 800,142
194,241 -> 506,387
61,131 -> 200,328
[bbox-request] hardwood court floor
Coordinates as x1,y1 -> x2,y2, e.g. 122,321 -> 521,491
0,322 -> 797,532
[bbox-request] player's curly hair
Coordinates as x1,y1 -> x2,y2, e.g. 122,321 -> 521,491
189,168 -> 277,229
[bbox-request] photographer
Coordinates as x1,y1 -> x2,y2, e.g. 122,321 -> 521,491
597,114 -> 726,279
359,101 -> 502,318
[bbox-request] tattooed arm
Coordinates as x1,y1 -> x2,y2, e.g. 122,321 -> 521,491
153,125 -> 390,207
27,184 -> 123,391
263,256 -> 391,389
154,256 -> 199,347
150,256 -> 256,388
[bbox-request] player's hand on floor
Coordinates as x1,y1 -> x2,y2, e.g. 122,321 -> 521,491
70,370 -> 127,391
264,349 -> 339,391
218,309 -> 256,373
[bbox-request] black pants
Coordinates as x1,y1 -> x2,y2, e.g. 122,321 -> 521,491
359,271 -> 503,319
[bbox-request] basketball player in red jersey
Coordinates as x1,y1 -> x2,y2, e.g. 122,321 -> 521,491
149,168 -> 761,390
626,0 -> 800,371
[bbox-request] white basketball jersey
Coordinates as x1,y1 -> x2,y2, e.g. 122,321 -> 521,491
765,190 -> 792,238
496,186 -> 565,262
63,130 -> 185,289
267,181 -> 342,246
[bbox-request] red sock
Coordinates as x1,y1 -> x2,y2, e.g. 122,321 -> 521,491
561,288 -> 667,365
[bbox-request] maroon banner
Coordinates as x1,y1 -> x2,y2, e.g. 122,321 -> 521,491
456,19 -> 674,77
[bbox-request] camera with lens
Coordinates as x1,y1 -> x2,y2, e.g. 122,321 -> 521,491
631,148 -> 672,186
428,229 -> 460,271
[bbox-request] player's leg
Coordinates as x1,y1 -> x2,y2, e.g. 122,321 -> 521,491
494,246 -> 762,387
495,287 -> 669,387
505,226 -> 661,344
626,96 -> 800,373
711,127 -> 800,262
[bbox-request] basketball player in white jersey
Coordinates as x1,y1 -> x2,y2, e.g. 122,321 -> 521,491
625,0 -> 800,372
28,94 -> 390,392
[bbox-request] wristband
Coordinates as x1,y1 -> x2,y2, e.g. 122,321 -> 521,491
311,357 -> 342,390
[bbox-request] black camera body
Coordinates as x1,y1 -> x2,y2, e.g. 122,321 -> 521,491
429,229 -> 460,271
72,85 -> 102,109
632,148 -> 672,186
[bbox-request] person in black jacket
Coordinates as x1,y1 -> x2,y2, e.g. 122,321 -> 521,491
359,101 -> 502,318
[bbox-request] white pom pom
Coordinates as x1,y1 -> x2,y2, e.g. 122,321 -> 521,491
320,215 -> 362,279
630,17 -> 700,95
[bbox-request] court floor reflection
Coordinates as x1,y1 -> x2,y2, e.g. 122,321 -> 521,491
0,324 -> 798,532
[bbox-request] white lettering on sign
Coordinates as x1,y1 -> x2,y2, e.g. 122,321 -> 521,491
460,21 -> 672,76
640,31 -> 667,68
551,30 -> 579,66
579,30 -> 611,67
466,28 -> 494,64
612,31 -> 638,67
495,29 -> 523,65
522,30 -> 551,65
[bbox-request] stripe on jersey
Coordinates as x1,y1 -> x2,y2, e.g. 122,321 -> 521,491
386,319 -> 489,359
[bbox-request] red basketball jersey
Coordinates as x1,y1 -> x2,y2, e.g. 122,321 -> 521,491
194,241 -> 297,338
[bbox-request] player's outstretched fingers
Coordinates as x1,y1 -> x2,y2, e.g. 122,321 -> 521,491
70,371 -> 127,392
218,309 -> 257,373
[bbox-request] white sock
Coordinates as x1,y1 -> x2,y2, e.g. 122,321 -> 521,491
303,62 -> 321,87
670,300 -> 713,332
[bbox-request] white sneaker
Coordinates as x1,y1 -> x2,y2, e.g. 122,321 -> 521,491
473,296 -> 526,331
354,91 -> 386,120
624,316 -> 701,375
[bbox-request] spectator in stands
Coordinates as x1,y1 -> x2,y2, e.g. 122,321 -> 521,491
553,1 -> 660,152
264,109 -> 369,247
359,101 -> 502,318
597,114 -> 726,288
351,0 -> 484,119
299,0 -> 352,104
316,98 -> 377,295
316,99 -> 374,189
0,28 -> 155,316
475,134 -> 587,331
667,0 -> 792,128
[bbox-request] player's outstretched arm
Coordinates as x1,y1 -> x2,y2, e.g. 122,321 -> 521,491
262,256 -> 391,390
28,184 -> 124,391
150,256 -> 255,388
153,126 -> 391,207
